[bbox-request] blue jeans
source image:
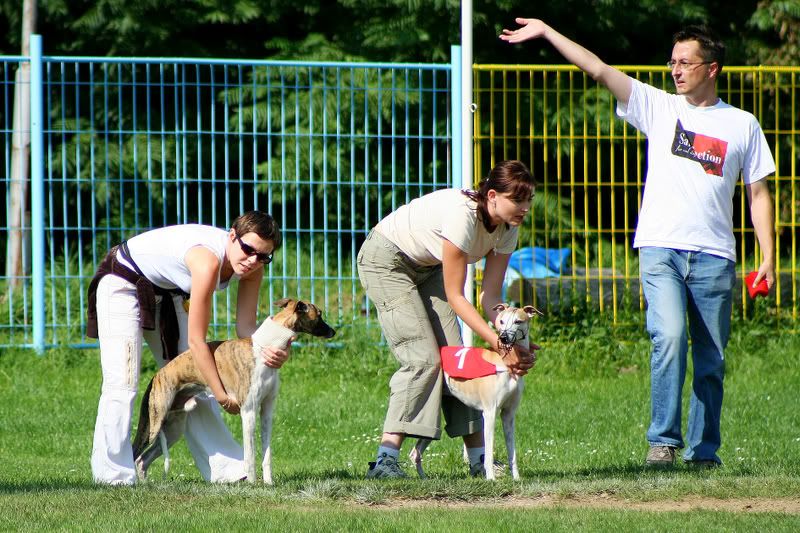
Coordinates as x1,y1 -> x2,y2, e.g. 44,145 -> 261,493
639,247 -> 735,464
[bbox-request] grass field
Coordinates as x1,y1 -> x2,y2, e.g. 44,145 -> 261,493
1,316 -> 799,531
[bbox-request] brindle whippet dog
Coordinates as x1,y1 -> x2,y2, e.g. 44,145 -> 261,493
132,298 -> 335,484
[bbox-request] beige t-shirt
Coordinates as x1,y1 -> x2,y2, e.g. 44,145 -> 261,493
375,188 -> 518,266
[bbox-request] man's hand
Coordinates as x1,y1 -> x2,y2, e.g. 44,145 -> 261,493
499,18 -> 548,44
260,338 -> 295,369
753,261 -> 776,290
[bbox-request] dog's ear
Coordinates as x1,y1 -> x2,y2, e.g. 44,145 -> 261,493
523,305 -> 544,318
492,303 -> 508,312
273,298 -> 292,309
295,301 -> 308,314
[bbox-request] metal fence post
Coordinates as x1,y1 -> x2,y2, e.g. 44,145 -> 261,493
460,0 -> 475,346
30,34 -> 44,353
450,45 -> 461,188
451,44 -> 474,343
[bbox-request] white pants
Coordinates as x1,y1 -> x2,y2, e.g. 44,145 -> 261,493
91,274 -> 246,484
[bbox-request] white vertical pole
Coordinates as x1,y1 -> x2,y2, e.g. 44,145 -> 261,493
450,45 -> 461,190
461,0 -> 474,346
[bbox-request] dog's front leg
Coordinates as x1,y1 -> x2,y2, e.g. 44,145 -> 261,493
482,407 -> 498,480
240,406 -> 258,483
501,406 -> 519,481
259,395 -> 276,485
501,382 -> 523,481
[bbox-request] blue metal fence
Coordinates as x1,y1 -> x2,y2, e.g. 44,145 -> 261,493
1,36 -> 458,350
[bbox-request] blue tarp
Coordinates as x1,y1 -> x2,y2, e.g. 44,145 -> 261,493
500,247 -> 571,303
508,247 -> 571,279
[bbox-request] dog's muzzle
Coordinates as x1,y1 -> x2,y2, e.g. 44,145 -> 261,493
313,321 -> 336,339
498,328 -> 526,346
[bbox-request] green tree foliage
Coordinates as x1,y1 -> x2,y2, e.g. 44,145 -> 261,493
1,1 -> 794,64
747,0 -> 800,64
1,1 -> 795,259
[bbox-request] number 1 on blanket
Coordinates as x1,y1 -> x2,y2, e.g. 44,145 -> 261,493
454,348 -> 470,370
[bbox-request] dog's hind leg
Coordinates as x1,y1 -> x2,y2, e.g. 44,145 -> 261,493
134,374 -> 178,459
157,408 -> 191,478
501,386 -> 523,481
159,431 -> 170,477
135,397 -> 194,480
409,439 -> 432,479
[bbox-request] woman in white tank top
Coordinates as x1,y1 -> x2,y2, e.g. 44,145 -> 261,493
89,211 -> 286,485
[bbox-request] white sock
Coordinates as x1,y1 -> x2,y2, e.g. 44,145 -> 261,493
376,445 -> 400,464
466,446 -> 485,465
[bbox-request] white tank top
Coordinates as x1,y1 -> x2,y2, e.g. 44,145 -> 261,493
115,224 -> 238,293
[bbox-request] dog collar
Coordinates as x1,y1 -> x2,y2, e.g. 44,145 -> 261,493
251,318 -> 295,351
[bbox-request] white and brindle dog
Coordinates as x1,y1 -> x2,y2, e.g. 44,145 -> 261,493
132,298 -> 335,484
410,303 -> 542,480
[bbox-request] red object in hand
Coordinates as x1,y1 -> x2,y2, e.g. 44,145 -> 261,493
745,271 -> 769,299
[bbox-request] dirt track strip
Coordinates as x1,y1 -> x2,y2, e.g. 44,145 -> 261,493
382,496 -> 800,514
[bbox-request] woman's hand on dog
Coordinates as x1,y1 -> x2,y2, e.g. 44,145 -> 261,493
507,344 -> 540,376
219,394 -> 241,415
260,338 -> 295,369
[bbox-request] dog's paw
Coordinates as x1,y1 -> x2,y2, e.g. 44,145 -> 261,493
134,458 -> 147,481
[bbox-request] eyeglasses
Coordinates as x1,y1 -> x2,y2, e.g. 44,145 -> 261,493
235,234 -> 273,264
667,60 -> 711,71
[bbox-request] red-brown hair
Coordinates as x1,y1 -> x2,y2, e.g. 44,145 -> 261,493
463,160 -> 535,231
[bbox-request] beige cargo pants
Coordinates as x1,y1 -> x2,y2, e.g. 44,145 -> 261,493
357,230 -> 483,440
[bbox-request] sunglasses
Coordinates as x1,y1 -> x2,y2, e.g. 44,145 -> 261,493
235,234 -> 273,264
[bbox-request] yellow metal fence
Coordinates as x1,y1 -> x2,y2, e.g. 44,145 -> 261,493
474,65 -> 799,323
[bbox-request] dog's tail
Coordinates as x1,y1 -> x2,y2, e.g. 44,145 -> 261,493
131,379 -> 155,459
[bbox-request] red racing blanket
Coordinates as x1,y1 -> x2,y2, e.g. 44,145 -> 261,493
440,346 -> 499,379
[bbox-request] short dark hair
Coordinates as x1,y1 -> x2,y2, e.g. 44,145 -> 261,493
673,25 -> 726,74
232,211 -> 282,251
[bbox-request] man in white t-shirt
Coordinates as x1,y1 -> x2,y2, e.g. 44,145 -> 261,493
501,20 -> 775,467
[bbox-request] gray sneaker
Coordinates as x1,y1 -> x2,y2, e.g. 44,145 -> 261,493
684,459 -> 721,469
366,453 -> 407,479
645,445 -> 677,467
469,455 -> 506,478
469,460 -> 485,478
